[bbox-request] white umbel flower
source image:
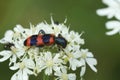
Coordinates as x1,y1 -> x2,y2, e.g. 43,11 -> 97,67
79,49 -> 97,77
10,58 -> 35,80
37,52 -> 63,75
97,0 -> 120,20
0,29 -> 25,64
63,49 -> 83,71
0,17 -> 97,80
97,0 -> 120,36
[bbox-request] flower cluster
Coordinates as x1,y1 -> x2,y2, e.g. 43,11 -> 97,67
0,18 -> 97,80
96,0 -> 120,35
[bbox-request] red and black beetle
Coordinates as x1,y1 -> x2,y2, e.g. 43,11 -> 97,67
24,30 -> 67,48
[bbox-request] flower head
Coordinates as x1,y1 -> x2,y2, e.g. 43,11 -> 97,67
0,17 -> 97,80
96,0 -> 120,35
10,58 -> 35,80
79,49 -> 97,76
55,66 -> 76,80
36,52 -> 63,75
96,0 -> 120,20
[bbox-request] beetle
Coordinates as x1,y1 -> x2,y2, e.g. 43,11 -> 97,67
24,30 -> 67,48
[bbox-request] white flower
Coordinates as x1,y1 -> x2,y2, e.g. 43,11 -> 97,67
79,49 -> 97,77
37,52 -> 63,75
0,50 -> 12,62
68,31 -> 84,45
10,58 -> 35,80
63,49 -> 83,71
65,31 -> 84,52
0,30 -> 13,44
55,66 -> 76,80
96,0 -> 120,20
105,20 -> 120,35
0,29 -> 25,64
0,46 -> 25,65
50,17 -> 69,36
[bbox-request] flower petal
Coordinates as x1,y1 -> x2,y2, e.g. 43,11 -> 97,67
45,67 -> 52,75
96,8 -> 114,19
14,25 -> 24,33
102,0 -> 117,6
11,72 -> 17,80
68,73 -> 76,80
0,30 -> 13,43
24,59 -> 35,69
11,70 -> 22,80
105,21 -> 120,35
86,58 -> 97,72
106,28 -> 120,35
23,69 -> 29,80
0,50 -> 12,62
17,70 -> 23,80
80,66 -> 86,77
70,59 -> 82,70
106,21 -> 120,29
10,63 -> 19,70
115,12 -> 120,20
9,54 -> 17,65
25,68 -> 34,75
86,52 -> 93,57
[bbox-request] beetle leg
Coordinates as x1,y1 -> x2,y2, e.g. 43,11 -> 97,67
57,45 -> 64,51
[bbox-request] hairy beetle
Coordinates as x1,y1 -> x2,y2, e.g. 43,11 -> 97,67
24,30 -> 67,48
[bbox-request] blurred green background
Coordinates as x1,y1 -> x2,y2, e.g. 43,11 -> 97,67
0,0 -> 120,80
